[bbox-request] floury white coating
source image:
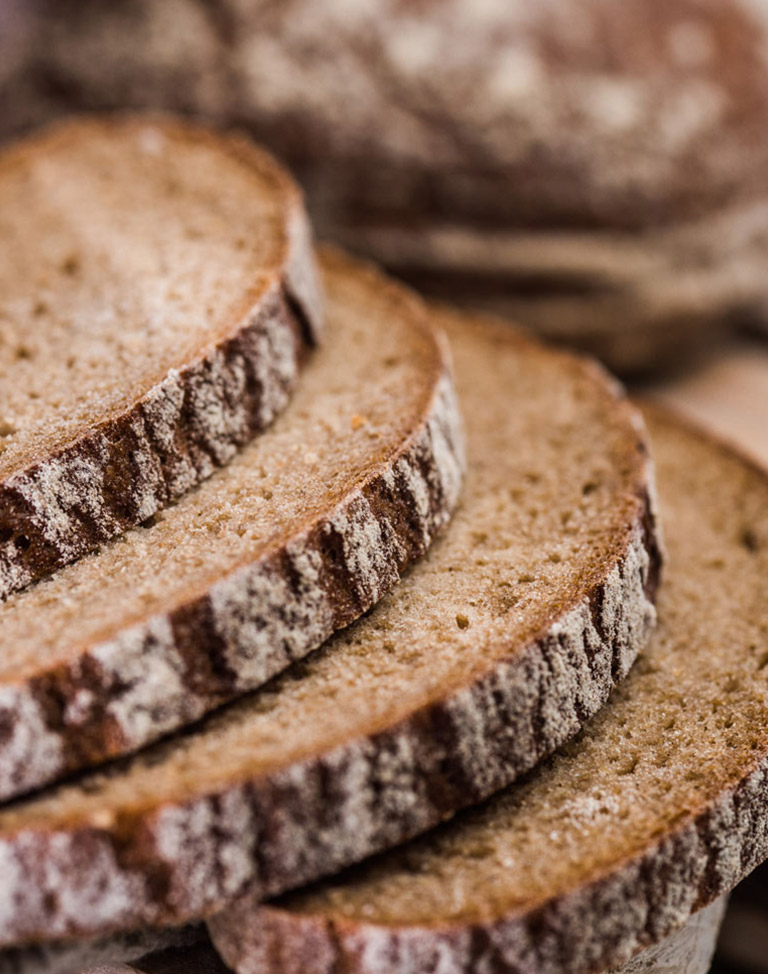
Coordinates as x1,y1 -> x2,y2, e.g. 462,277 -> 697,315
0,255 -> 464,803
0,898 -> 725,974
0,117 -> 323,601
0,297 -> 657,947
209,411 -> 768,974
0,509 -> 648,944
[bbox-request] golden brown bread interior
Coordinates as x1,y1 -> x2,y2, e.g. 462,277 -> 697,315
0,115 -> 322,599
210,406 -> 768,974
0,248 -> 462,801
0,296 -> 656,946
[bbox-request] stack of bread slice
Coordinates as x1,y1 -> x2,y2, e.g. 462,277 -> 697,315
0,114 -> 766,974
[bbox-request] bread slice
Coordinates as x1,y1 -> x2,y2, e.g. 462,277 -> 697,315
0,115 -> 323,600
0,248 -> 463,802
341,195 -> 768,375
0,299 -> 657,946
210,406 -> 768,974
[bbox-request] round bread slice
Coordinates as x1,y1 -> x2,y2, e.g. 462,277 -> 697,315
341,194 -> 768,376
0,248 -> 463,803
210,406 -> 768,974
0,299 -> 657,946
0,115 -> 323,600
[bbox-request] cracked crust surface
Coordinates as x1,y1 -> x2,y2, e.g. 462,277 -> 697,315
0,296 -> 656,947
0,114 -> 323,600
210,407 -> 768,974
0,248 -> 463,802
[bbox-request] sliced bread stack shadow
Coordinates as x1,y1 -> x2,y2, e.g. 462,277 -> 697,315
1,114 -> 763,974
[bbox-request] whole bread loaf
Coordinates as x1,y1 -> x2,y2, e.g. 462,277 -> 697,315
0,115 -> 322,599
0,272 -> 657,947
8,0 -> 768,229
7,0 -> 768,371
210,407 -> 768,974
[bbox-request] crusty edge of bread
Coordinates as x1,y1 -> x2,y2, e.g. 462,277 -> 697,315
0,259 -> 466,802
208,407 -> 768,974
0,115 -> 324,601
0,895 -> 726,974
0,397 -> 658,945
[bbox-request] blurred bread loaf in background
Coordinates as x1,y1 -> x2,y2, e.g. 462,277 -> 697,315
5,0 -> 768,372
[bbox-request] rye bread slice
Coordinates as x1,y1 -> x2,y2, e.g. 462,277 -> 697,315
0,248 -> 463,802
345,198 -> 768,375
210,406 -> 768,974
0,898 -> 726,974
0,115 -> 322,600
0,301 -> 657,946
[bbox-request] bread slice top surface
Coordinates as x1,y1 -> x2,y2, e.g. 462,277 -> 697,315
0,114 -> 312,482
255,407 -> 768,931
0,248 -> 449,683
0,302 -> 652,833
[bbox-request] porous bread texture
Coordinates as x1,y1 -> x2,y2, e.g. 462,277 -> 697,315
212,408 -> 768,974
337,194 -> 768,374
0,115 -> 323,600
0,248 -> 463,801
0,300 -> 658,946
8,0 -> 768,229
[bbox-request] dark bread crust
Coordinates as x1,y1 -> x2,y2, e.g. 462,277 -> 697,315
0,901 -> 726,974
7,0 -> 768,230
8,2 -> 768,374
209,408 -> 768,974
0,297 -> 658,947
224,759 -> 760,974
0,115 -> 323,601
0,247 -> 464,801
